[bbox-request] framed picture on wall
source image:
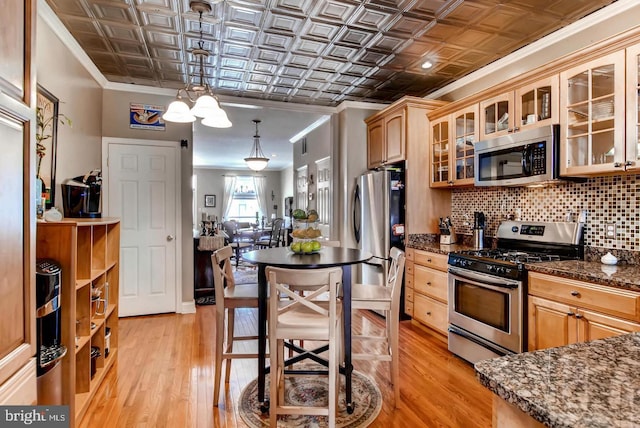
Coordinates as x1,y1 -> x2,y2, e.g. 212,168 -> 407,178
204,194 -> 216,207
36,85 -> 61,209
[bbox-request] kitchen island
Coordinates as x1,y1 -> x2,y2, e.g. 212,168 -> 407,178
475,333 -> 640,428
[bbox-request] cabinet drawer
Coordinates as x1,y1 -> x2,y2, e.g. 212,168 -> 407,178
405,274 -> 413,290
406,248 -> 415,261
405,260 -> 414,277
404,298 -> 413,317
413,294 -> 448,334
413,265 -> 448,302
529,272 -> 640,321
413,250 -> 448,271
405,287 -> 414,302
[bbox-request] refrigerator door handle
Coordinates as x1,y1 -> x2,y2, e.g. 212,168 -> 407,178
353,183 -> 361,243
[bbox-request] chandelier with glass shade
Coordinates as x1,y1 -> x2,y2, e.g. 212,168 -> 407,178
245,119 -> 270,171
162,1 -> 231,128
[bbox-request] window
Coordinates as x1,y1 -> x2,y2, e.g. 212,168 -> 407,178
228,176 -> 262,222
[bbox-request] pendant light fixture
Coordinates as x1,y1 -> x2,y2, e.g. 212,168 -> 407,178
162,1 -> 231,128
244,119 -> 269,171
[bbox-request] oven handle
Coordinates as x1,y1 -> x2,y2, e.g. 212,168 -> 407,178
448,267 -> 520,289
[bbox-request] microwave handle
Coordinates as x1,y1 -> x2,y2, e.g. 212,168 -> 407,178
522,144 -> 532,176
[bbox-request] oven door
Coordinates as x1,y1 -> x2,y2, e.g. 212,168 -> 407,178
448,266 -> 523,353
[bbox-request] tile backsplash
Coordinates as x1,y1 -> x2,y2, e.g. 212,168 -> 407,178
451,174 -> 639,252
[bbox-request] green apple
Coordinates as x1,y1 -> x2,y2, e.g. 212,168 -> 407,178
301,241 -> 314,253
311,240 -> 321,251
291,242 -> 301,253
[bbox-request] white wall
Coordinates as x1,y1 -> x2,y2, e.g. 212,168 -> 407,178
36,15 -> 103,213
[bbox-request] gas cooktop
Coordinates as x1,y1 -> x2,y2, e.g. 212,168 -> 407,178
448,221 -> 584,280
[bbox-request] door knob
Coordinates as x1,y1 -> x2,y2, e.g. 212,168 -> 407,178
167,235 -> 175,241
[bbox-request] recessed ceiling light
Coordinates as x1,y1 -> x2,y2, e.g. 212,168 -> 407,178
421,60 -> 433,69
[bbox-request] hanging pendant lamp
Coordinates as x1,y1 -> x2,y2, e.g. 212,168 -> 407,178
162,1 -> 231,128
244,119 -> 269,171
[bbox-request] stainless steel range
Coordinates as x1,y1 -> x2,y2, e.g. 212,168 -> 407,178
447,220 -> 584,363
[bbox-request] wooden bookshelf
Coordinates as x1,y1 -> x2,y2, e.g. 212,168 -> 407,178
36,218 -> 120,426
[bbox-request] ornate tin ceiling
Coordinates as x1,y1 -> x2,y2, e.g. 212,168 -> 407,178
46,0 -> 615,106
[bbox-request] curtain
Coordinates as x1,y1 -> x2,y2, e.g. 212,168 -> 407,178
222,176 -> 236,220
253,176 -> 268,221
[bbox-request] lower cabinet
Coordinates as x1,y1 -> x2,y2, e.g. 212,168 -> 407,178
405,248 -> 449,335
0,359 -> 36,405
528,272 -> 640,351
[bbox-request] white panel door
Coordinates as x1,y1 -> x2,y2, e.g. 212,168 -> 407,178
108,143 -> 177,316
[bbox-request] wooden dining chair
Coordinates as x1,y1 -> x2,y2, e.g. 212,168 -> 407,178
267,266 -> 343,428
255,218 -> 284,249
351,246 -> 405,407
212,245 -> 261,406
221,220 -> 253,268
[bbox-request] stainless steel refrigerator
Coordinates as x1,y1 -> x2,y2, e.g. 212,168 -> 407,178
354,168 -> 405,316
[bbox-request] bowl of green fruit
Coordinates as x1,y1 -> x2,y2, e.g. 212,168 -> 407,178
290,239 -> 322,255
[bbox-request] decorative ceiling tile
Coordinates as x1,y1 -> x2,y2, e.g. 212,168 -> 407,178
89,1 -> 137,24
223,26 -> 258,45
264,11 -> 304,34
259,32 -> 295,51
256,48 -> 286,63
45,0 -> 616,105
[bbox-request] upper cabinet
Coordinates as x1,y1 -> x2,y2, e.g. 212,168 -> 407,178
559,51 -> 626,176
366,105 -> 406,169
430,104 -> 478,187
625,44 -> 640,174
480,75 -> 558,140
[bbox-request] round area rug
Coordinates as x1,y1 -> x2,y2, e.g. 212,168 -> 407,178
239,364 -> 382,427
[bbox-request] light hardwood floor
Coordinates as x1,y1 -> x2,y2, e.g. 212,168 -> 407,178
79,306 -> 493,427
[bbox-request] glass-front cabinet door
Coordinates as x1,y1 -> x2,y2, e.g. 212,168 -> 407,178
480,92 -> 512,140
560,51 -> 625,176
625,44 -> 640,173
452,105 -> 478,185
515,75 -> 558,130
430,117 -> 450,187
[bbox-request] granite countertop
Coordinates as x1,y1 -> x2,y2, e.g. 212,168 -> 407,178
475,333 -> 640,428
526,260 -> 640,293
406,233 -> 477,255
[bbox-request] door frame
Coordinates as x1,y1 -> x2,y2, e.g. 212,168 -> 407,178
101,137 -> 184,313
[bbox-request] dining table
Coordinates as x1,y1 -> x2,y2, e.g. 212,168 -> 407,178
242,246 -> 373,414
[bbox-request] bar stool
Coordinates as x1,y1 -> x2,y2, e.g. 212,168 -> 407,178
351,247 -> 405,407
267,266 -> 343,427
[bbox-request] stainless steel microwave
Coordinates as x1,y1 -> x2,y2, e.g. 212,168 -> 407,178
474,124 -> 562,187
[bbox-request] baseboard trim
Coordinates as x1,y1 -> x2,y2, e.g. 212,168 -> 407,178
181,300 -> 196,314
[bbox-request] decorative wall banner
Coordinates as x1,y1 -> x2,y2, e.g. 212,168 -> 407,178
130,103 -> 165,130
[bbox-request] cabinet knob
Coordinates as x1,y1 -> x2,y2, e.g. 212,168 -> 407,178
575,314 -> 583,319
427,258 -> 432,262
513,127 -> 520,132
614,162 -> 623,168
167,235 -> 175,241
426,311 -> 432,316
625,160 -> 635,167
426,281 -> 432,286
570,290 -> 580,297
567,312 -> 575,317
447,180 -> 454,185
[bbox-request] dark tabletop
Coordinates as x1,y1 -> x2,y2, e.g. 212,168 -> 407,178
242,247 -> 372,268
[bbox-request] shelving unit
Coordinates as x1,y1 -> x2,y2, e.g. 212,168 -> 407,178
36,218 -> 120,426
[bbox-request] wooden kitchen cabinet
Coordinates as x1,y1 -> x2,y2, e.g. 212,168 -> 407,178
37,219 -> 120,426
528,272 -> 640,351
365,104 -> 405,168
480,75 -> 558,140
0,0 -> 37,407
431,104 -> 478,187
624,43 -> 640,174
405,249 -> 449,335
559,51 -> 626,176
